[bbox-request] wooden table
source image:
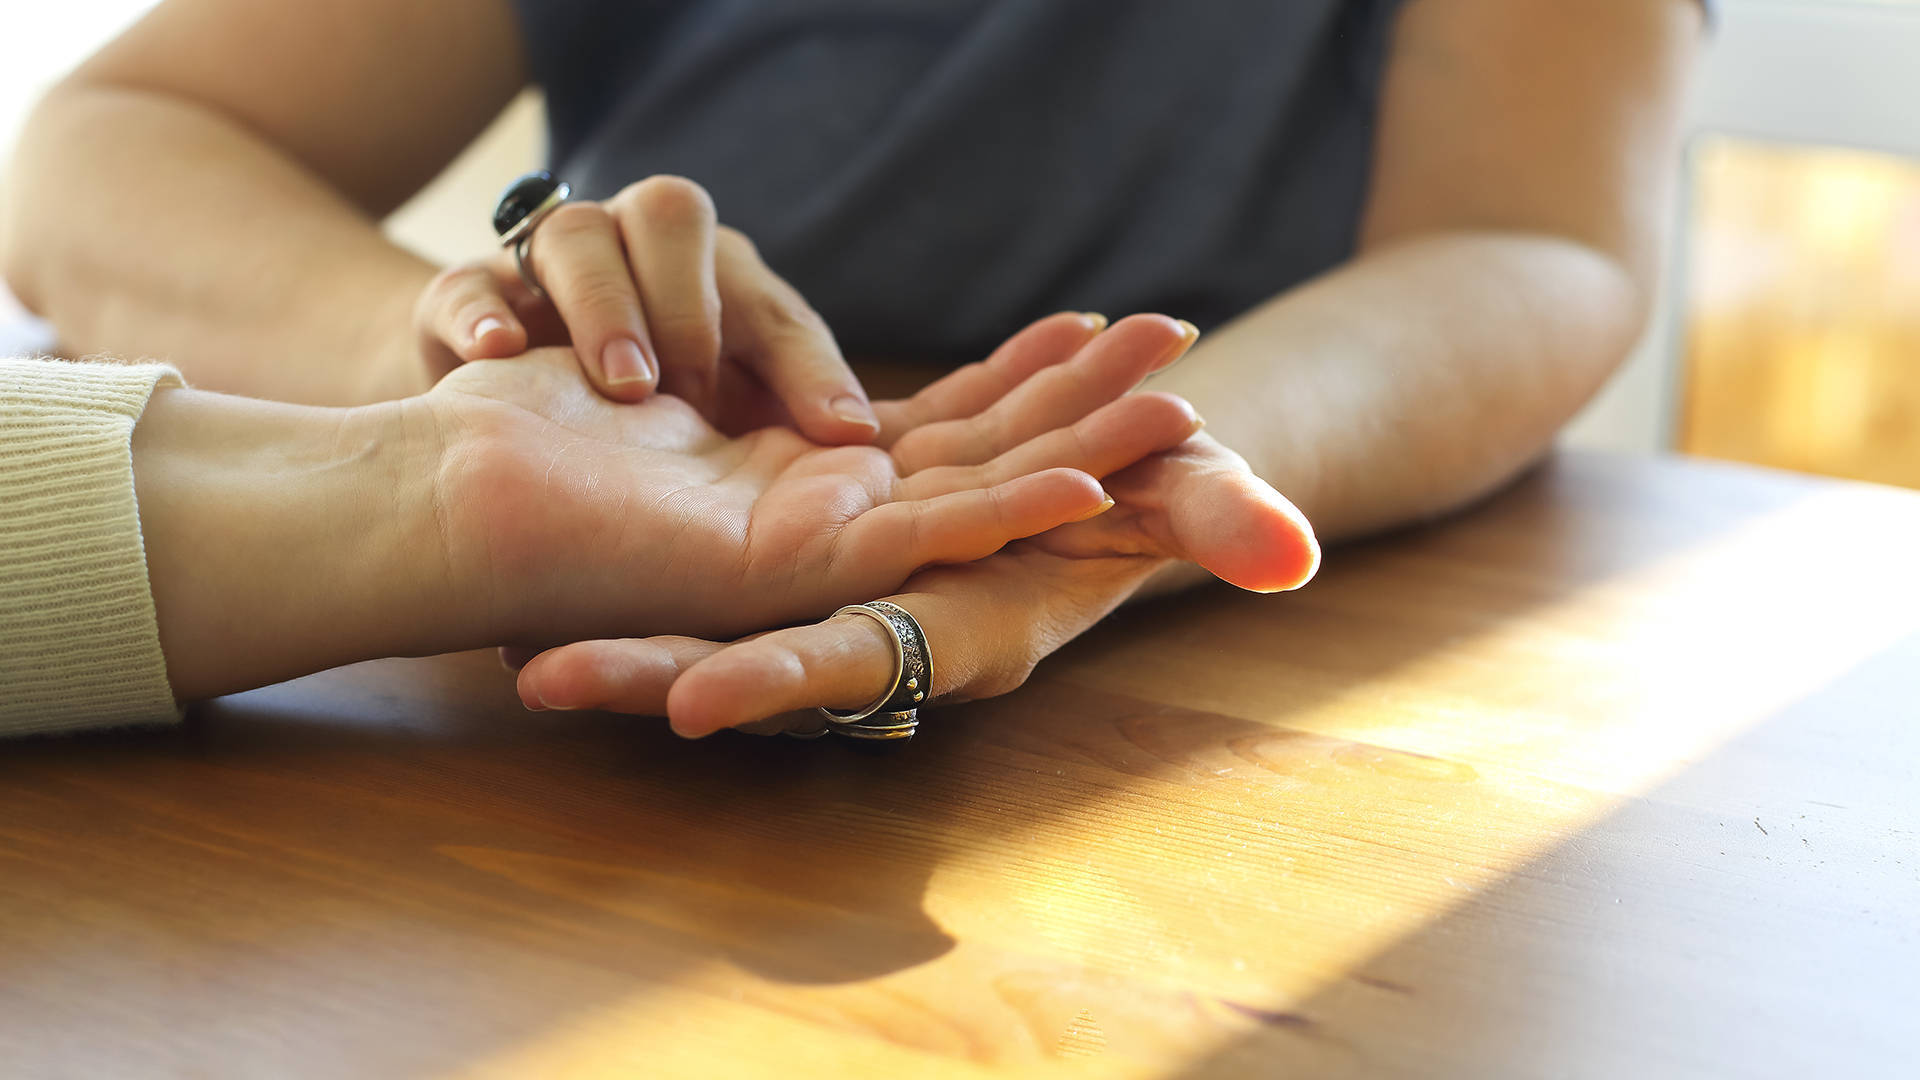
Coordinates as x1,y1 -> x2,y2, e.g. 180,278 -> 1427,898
3,451 -> 1916,1078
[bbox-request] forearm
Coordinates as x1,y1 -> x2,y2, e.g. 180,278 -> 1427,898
2,85 -> 435,404
1157,230 -> 1645,544
130,387 -> 474,700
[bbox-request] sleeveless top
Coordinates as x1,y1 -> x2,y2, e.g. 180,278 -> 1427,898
511,0 -> 1414,364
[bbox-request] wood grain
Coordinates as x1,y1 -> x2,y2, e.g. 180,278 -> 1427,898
1,451 -> 1915,1079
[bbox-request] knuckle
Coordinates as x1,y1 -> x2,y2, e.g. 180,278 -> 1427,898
981,616 -> 1072,700
1063,420 -> 1097,466
540,201 -> 615,240
424,264 -> 492,304
746,287 -> 827,340
899,500 -> 929,556
621,174 -> 717,231
984,482 -> 1011,527
756,640 -> 810,687
416,265 -> 499,331
651,308 -> 723,365
974,655 -> 1038,700
561,273 -> 641,320
888,424 -> 955,475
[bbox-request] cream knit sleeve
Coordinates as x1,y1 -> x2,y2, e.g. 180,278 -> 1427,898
1,358 -> 184,736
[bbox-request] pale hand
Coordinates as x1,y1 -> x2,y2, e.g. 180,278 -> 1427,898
414,176 -> 881,444
511,329 -> 1320,729
421,313 -> 1211,650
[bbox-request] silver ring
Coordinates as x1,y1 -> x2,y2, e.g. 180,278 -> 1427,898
498,181 -> 569,247
818,606 -> 905,723
831,712 -> 919,741
496,178 -> 570,302
513,234 -> 548,301
818,601 -> 931,741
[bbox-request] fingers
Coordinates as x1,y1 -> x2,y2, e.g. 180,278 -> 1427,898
1135,441 -> 1320,593
890,314 -> 1198,473
663,613 -> 901,737
415,262 -> 529,370
1033,433 -> 1322,593
515,636 -> 725,713
524,201 -> 661,401
666,555 -> 1159,737
715,227 -> 880,444
897,391 -> 1202,500
870,311 -> 1108,445
443,176 -> 868,437
521,550 -> 1165,738
609,176 -> 723,411
838,467 -> 1112,580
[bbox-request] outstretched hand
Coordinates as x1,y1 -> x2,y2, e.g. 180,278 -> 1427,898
510,325 -> 1320,730
417,312 -> 1209,650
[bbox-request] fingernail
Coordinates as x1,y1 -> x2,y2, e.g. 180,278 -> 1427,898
601,338 -> 656,387
1151,319 -> 1202,374
1073,495 -> 1117,522
830,394 -> 879,430
1080,312 -> 1109,332
523,700 -> 548,712
473,316 -> 507,346
535,695 -> 579,712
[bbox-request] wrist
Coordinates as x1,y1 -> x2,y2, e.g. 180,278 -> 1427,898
134,388 -> 473,700
354,263 -> 443,402
350,397 -> 487,649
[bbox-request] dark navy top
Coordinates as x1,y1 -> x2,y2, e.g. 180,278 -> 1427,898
509,0 -> 1416,363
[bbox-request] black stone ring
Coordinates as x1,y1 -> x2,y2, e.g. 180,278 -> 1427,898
818,601 -> 931,742
491,171 -> 571,301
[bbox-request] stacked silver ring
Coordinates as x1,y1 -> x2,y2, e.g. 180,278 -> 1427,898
492,171 -> 572,301
794,601 -> 931,742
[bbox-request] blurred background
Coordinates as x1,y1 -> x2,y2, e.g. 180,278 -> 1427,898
2,0 -> 1917,488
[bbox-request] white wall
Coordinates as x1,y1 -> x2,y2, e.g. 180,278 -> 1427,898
0,2 -> 157,164
0,2 -> 161,353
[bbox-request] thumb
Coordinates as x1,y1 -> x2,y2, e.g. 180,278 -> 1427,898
417,263 -> 529,364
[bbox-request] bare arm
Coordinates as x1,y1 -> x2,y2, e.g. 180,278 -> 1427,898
127,317 -> 1192,703
1153,0 -> 1702,543
1,0 -> 525,403
513,0 -> 1709,733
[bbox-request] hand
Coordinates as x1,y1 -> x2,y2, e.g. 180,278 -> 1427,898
509,345 -> 1320,729
420,312 -> 1208,651
133,311 -> 1197,702
412,175 -> 879,443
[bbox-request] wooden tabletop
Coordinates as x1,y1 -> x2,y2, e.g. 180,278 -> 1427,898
3,450 -> 1916,1079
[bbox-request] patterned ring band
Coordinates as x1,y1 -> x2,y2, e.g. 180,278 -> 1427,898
818,601 -> 932,741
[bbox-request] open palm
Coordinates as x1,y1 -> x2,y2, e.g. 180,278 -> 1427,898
505,318 -> 1320,728
414,315 -> 1204,650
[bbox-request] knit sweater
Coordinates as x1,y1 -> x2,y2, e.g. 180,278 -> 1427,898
1,358 -> 183,735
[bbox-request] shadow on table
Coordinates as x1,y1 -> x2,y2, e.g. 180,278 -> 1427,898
0,455 -> 1847,1075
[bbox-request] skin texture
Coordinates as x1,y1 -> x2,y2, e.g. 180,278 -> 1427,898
418,177 -> 882,445
132,313 -> 1251,701
520,0 -> 1705,733
5,0 -> 1701,729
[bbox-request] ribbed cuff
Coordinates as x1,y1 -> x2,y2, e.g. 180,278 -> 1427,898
1,358 -> 184,736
